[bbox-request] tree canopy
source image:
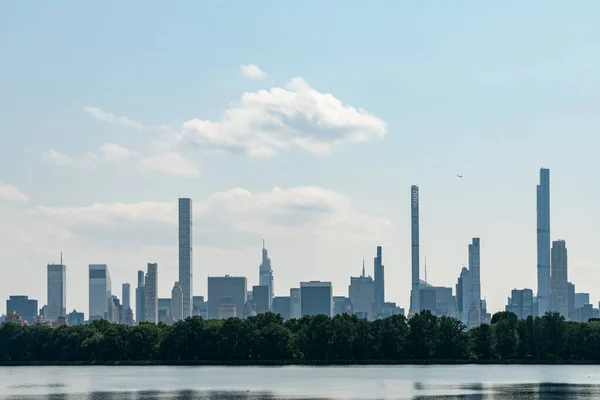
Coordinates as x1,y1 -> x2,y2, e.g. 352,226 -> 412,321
1,311 -> 600,363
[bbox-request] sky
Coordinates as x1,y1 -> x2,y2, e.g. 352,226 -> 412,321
2,1 -> 600,316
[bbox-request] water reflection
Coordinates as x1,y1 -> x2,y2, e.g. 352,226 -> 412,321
4,384 -> 600,400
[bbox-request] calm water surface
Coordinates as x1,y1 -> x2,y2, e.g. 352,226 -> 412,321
1,365 -> 600,399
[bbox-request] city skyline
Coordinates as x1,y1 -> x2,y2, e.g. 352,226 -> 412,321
3,2 -> 600,317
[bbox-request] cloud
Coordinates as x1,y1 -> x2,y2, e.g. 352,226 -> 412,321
43,144 -> 134,168
98,143 -> 134,162
241,64 -> 269,80
139,152 -> 199,176
0,183 -> 29,203
83,106 -> 146,131
174,77 -> 387,157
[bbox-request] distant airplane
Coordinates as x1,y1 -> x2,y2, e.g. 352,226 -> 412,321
457,174 -> 463,178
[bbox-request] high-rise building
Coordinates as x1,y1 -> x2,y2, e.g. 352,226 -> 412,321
300,281 -> 332,317
549,240 -> 568,318
89,264 -> 111,321
158,298 -> 172,324
568,282 -> 575,320
192,295 -> 208,319
144,263 -> 158,323
171,282 -> 184,322
468,238 -> 481,325
537,168 -> 551,316
259,240 -> 274,310
506,288 -> 534,320
456,267 -> 471,325
135,270 -> 145,323
373,246 -> 384,316
252,285 -> 270,315
67,310 -> 85,326
207,276 -> 247,319
333,296 -> 353,316
419,286 -> 455,317
575,292 -> 590,309
122,283 -> 131,312
178,198 -> 193,319
6,296 -> 38,325
47,263 -> 66,323
349,263 -> 375,320
410,185 -> 420,315
273,296 -> 291,320
290,288 -> 301,319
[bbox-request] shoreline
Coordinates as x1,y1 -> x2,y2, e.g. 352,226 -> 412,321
2,359 -> 600,366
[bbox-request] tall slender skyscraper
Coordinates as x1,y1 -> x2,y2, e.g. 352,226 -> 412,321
145,263 -> 158,323
468,238 -> 481,324
47,261 -> 66,323
122,283 -> 131,311
178,198 -> 193,319
410,185 -> 420,314
135,270 -> 145,323
550,240 -> 568,318
373,246 -> 384,316
259,240 -> 274,310
537,168 -> 551,316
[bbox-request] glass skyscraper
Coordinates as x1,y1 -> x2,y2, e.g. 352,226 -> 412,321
178,198 -> 193,319
88,264 -> 111,321
537,168 -> 551,316
47,263 -> 66,322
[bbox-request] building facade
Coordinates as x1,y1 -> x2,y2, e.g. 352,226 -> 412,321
259,241 -> 274,310
252,285 -> 270,315
273,296 -> 291,320
171,281 -> 184,322
300,281 -> 332,317
89,264 -> 111,321
47,263 -> 66,322
122,283 -> 131,312
468,238 -> 481,325
207,276 -> 247,319
178,198 -> 193,319
145,263 -> 158,323
290,288 -> 301,319
135,270 -> 145,323
373,246 -> 385,316
6,296 -> 38,325
349,274 -> 375,320
506,288 -> 534,319
537,168 -> 551,316
549,240 -> 568,318
410,185 -> 420,315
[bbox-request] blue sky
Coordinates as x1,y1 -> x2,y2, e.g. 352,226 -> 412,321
2,1 -> 600,316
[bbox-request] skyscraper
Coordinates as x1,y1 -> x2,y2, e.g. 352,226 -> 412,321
135,270 -> 145,323
145,263 -> 158,323
47,262 -> 66,323
537,168 -> 551,316
89,264 -> 111,321
300,281 -> 333,317
259,240 -> 274,310
349,260 -> 375,320
456,267 -> 471,325
549,240 -> 568,318
468,238 -> 481,324
373,246 -> 384,316
207,276 -> 247,319
122,283 -> 131,311
290,288 -> 301,319
410,185 -> 420,314
178,198 -> 193,319
6,296 -> 38,325
171,281 -> 184,322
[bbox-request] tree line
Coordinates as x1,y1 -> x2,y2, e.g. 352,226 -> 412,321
1,311 -> 600,363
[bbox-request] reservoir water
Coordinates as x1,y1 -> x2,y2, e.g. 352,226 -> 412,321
1,365 -> 600,399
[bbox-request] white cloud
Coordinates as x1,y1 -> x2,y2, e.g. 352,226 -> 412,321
0,183 -> 29,203
139,152 -> 199,176
175,77 -> 387,157
99,143 -> 134,162
44,144 -> 134,168
83,106 -> 146,131
241,64 -> 269,80
43,149 -> 98,168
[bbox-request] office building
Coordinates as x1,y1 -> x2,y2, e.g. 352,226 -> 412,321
373,246 -> 385,316
290,288 -> 301,319
6,296 -> 38,325
89,264 -> 111,321
122,283 -> 131,312
549,240 -> 568,318
349,265 -> 375,320
123,307 -> 134,326
537,168 -> 551,316
171,282 -> 184,322
67,310 -> 84,326
456,267 -> 472,325
568,282 -> 575,320
46,263 -> 66,323
135,270 -> 145,323
192,295 -> 208,319
207,276 -> 247,319
575,293 -> 590,309
506,288 -> 534,320
300,281 -> 332,317
178,198 -> 193,319
252,285 -> 270,315
145,263 -> 158,323
273,296 -> 291,320
333,296 -> 353,316
259,240 -> 274,310
419,286 -> 454,317
158,297 -> 172,324
107,296 -> 121,323
410,185 -> 420,315
469,238 -> 481,324
219,297 -> 236,319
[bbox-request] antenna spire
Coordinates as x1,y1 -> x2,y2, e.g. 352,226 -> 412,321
60,252 -> 63,266
262,239 -> 265,250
